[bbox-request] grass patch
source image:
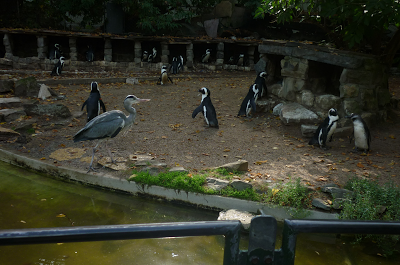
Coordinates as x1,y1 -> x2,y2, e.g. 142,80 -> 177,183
339,177 -> 400,256
265,177 -> 312,218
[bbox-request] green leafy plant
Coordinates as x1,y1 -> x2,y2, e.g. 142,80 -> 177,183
265,177 -> 312,218
339,177 -> 400,256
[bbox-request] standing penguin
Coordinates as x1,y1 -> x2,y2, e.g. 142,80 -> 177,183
49,43 -> 61,60
237,84 -> 259,117
50,56 -> 65,76
201,49 -> 211,63
170,57 -> 179,74
81,82 -> 107,122
149,47 -> 157,63
142,50 -> 148,62
237,54 -> 244,66
346,113 -> 371,152
158,65 -> 173,85
308,108 -> 339,150
227,56 -> 234,65
147,53 -> 153,63
178,55 -> 184,73
192,87 -> 219,128
255,71 -> 268,98
86,45 -> 94,62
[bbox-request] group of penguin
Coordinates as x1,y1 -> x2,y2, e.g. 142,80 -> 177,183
49,43 -> 94,76
309,108 -> 371,153
142,47 -> 158,63
201,49 -> 245,66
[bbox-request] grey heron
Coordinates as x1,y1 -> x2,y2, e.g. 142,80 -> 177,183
73,95 -> 150,172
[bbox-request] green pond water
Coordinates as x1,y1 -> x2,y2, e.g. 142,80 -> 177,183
0,161 -> 398,265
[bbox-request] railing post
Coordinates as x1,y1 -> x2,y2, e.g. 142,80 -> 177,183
223,223 -> 242,265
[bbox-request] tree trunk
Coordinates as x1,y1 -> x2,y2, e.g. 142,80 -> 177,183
382,26 -> 400,67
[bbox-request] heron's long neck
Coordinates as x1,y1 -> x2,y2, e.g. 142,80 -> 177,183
124,102 -> 137,128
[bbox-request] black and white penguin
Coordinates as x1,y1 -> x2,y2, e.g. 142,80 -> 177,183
346,113 -> 371,152
150,47 -> 157,62
170,57 -> 179,74
178,55 -> 184,72
86,45 -> 94,62
81,82 -> 106,122
50,56 -> 65,76
201,49 -> 211,63
237,54 -> 244,66
227,56 -> 234,65
147,53 -> 153,63
255,71 -> 268,98
237,84 -> 259,117
49,43 -> 61,60
142,50 -> 148,62
308,108 -> 339,150
158,65 -> 173,85
192,87 -> 219,128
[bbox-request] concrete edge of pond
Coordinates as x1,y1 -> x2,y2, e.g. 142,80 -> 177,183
0,148 -> 338,221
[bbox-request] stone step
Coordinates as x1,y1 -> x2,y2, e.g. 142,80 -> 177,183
0,97 -> 22,108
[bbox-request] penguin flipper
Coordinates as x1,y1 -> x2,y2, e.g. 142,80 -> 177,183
192,105 -> 203,118
100,99 -> 106,113
250,99 -> 257,112
81,100 -> 88,111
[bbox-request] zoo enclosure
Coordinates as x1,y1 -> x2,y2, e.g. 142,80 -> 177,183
1,215 -> 400,265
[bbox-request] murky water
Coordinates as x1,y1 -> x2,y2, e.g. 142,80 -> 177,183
0,161 -> 398,264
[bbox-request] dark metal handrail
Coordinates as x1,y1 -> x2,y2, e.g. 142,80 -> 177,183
1,216 -> 400,265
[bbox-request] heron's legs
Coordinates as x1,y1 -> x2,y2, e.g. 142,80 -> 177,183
105,141 -> 117,164
88,142 -> 100,172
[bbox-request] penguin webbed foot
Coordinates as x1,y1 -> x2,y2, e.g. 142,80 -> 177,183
320,145 -> 331,151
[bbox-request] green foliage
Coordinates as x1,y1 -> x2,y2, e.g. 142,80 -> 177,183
265,177 -> 312,218
220,186 -> 262,201
256,0 -> 400,52
339,177 -> 400,256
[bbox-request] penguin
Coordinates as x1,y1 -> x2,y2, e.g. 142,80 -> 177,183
237,54 -> 244,66
201,49 -> 211,63
81,82 -> 106,122
49,43 -> 61,60
142,50 -> 148,62
237,84 -> 259,117
346,113 -> 371,152
147,53 -> 153,63
85,45 -> 94,62
308,108 -> 339,150
158,65 -> 173,85
227,56 -> 234,65
50,56 -> 65,76
178,55 -> 184,73
255,71 -> 268,98
192,87 -> 219,128
170,57 -> 179,74
150,47 -> 157,62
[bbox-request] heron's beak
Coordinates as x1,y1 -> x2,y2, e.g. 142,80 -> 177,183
137,98 -> 150,103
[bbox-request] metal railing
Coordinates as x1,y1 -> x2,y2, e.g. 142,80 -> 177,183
1,216 -> 400,265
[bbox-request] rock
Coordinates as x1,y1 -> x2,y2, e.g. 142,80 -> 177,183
215,160 -> 248,172
129,154 -> 155,164
0,127 -> 20,141
0,79 -> 14,93
272,103 -> 284,116
312,198 -> 331,211
23,103 -> 72,118
230,180 -> 252,191
333,126 -> 352,138
140,166 -> 163,176
256,99 -> 276,113
38,84 -> 52,100
214,1 -> 232,18
314,94 -> 341,111
49,147 -> 86,161
98,157 -> 128,171
301,124 -> 317,138
0,108 -> 26,122
14,76 -> 39,97
206,177 -> 229,191
296,90 -> 314,107
269,83 -> 282,96
126,78 -> 139,85
0,97 -> 22,108
254,57 -> 267,74
322,186 -> 354,199
204,19 -> 219,38
218,209 -> 255,230
279,103 -> 319,125
169,167 -> 188,173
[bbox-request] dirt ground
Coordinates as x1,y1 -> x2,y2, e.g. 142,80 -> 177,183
1,70 -> 400,192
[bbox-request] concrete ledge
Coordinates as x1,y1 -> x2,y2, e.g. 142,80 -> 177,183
0,148 -> 338,221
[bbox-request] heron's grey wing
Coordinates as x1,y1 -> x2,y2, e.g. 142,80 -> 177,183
73,110 -> 125,142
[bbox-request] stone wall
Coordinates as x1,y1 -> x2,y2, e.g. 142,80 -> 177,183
259,41 -> 391,124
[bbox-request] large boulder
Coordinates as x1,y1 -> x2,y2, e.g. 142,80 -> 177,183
279,103 -> 319,125
23,103 -> 71,118
0,79 -> 14,93
14,76 -> 39,97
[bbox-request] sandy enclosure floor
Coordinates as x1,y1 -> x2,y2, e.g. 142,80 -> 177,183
1,71 -> 400,190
